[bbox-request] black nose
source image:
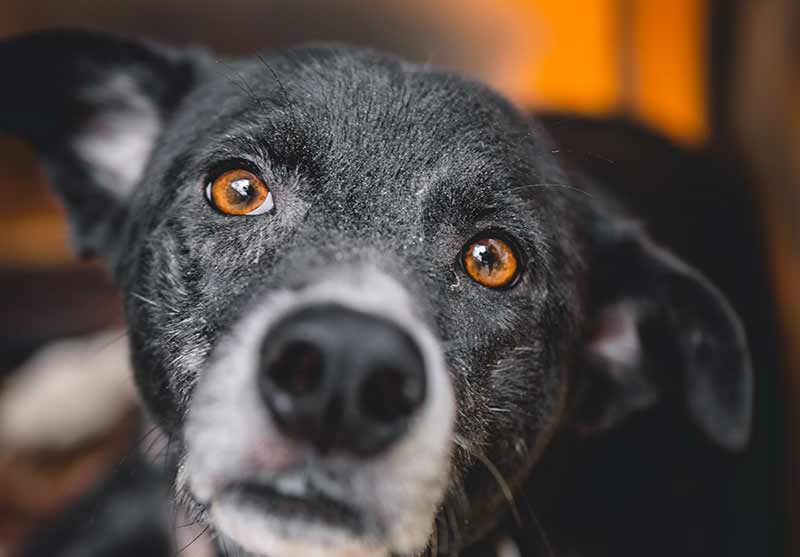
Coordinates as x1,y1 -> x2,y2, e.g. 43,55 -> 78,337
258,305 -> 427,456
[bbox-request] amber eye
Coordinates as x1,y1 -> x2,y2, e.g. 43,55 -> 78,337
462,235 -> 521,288
205,168 -> 274,216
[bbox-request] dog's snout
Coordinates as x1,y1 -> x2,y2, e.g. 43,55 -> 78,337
258,305 -> 427,456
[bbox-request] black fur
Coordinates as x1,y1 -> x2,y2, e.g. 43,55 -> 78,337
1,30 -> 753,557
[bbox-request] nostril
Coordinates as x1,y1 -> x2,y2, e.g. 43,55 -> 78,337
360,365 -> 426,423
264,340 -> 325,397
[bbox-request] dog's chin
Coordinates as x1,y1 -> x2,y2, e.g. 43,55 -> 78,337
210,488 -> 388,557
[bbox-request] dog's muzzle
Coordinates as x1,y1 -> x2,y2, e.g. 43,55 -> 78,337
182,270 -> 455,557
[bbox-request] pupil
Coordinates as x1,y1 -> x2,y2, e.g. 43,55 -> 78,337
473,244 -> 497,268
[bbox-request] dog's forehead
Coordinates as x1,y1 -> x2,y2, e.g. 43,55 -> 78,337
138,46 -> 563,258
239,45 -> 526,142
186,46 -> 542,203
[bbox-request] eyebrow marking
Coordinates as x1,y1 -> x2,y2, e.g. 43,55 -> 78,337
413,161 -> 455,197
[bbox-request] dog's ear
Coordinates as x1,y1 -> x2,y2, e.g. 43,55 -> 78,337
574,219 -> 754,451
0,29 -> 204,258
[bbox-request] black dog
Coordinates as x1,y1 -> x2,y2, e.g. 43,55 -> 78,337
0,30 -> 752,557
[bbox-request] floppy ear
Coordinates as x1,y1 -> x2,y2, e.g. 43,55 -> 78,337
0,29 -> 203,258
574,220 -> 754,451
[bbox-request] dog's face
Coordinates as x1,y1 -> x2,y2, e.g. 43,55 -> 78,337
1,31 -> 753,557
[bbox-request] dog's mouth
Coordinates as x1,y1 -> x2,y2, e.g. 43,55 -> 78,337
206,475 -> 388,557
219,479 -> 365,534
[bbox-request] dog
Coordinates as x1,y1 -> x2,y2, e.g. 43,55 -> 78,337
0,29 -> 753,557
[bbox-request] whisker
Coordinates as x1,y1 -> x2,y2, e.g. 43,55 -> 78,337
143,429 -> 171,464
440,510 -> 451,556
131,291 -> 182,314
164,432 -> 174,472
255,54 -> 302,130
217,534 -> 230,557
430,515 -> 439,556
508,182 -> 594,198
470,451 -> 522,527
583,151 -> 615,164
220,60 -> 263,108
256,54 -> 291,109
170,475 -> 179,552
446,503 -> 462,554
526,506 -> 556,557
90,329 -> 129,356
134,424 -> 161,448
175,525 -> 209,555
453,479 -> 471,530
131,291 -> 159,307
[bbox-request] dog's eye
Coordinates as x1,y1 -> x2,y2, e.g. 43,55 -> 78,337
461,235 -> 521,289
205,169 -> 274,216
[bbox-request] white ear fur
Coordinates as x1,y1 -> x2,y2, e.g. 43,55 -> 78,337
0,29 -> 202,257
587,302 -> 642,374
73,74 -> 161,198
580,301 -> 660,434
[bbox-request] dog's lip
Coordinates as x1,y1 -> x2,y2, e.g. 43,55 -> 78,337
217,478 -> 365,534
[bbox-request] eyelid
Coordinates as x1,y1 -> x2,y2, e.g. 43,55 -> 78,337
203,157 -> 264,186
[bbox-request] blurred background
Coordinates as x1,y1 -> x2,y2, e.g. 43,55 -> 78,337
0,1 -> 796,556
